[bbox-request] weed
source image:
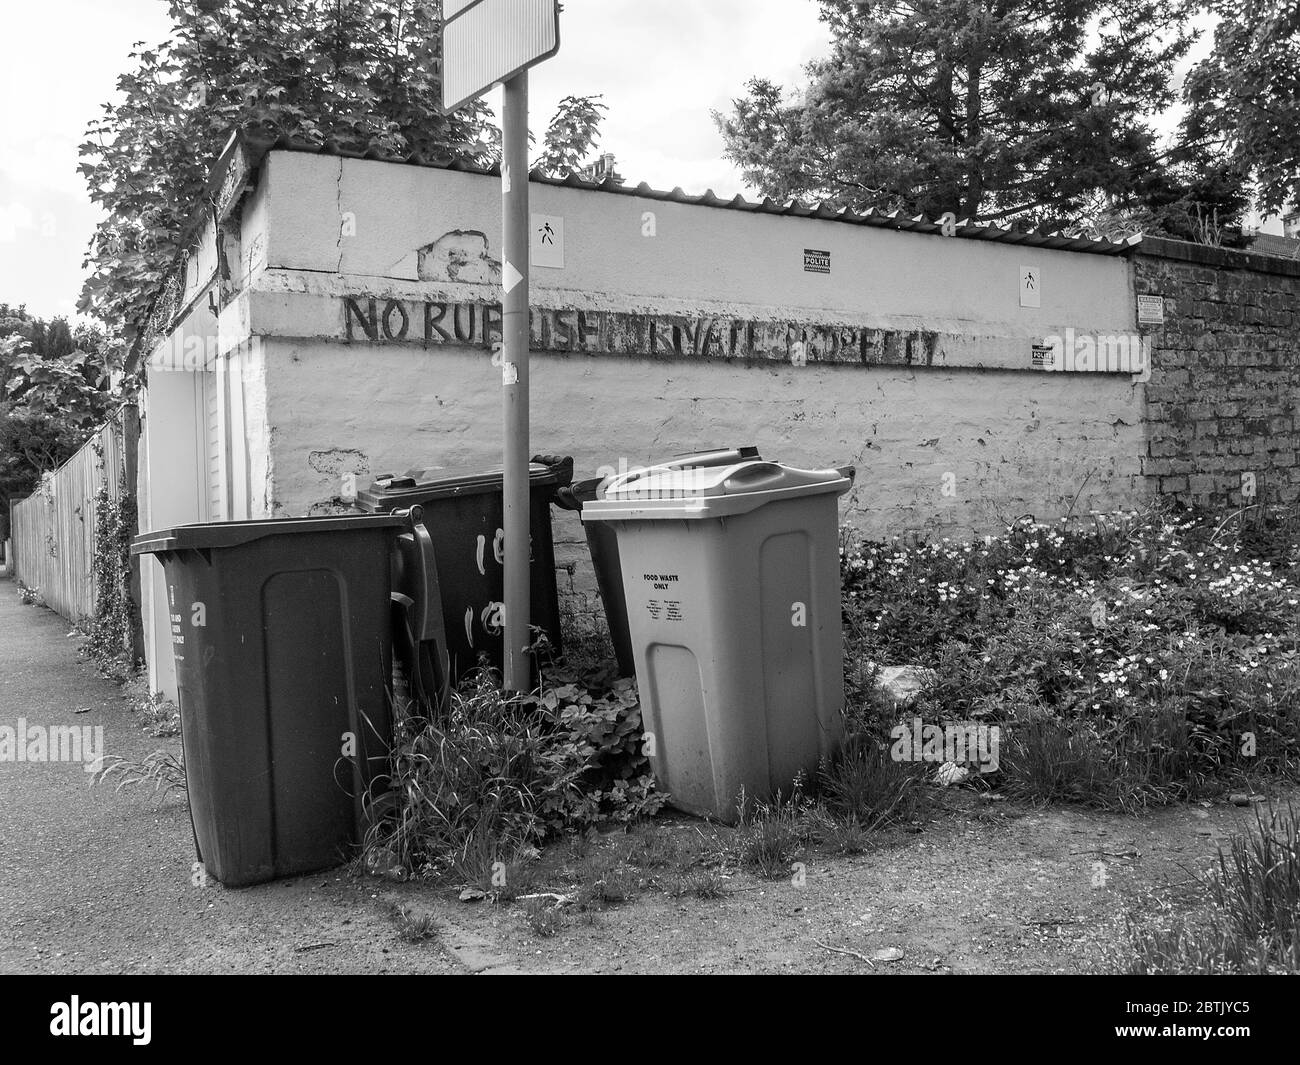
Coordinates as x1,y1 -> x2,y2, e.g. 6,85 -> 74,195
818,738 -> 931,829
93,749 -> 186,802
572,849 -> 639,906
733,788 -> 810,879
622,830 -> 683,870
664,869 -> 727,899
362,665 -> 663,882
524,898 -> 564,937
817,814 -> 873,855
1126,802 -> 1300,973
394,905 -> 439,943
118,674 -> 180,737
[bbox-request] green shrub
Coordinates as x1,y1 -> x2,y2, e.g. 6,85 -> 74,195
841,501 -> 1300,808
363,666 -> 665,881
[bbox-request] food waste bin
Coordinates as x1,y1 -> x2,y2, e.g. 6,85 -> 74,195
582,459 -> 854,821
354,456 -> 571,685
132,512 -> 417,887
555,447 -> 761,678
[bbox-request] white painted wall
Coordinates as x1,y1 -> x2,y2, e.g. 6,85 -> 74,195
258,152 -> 1135,345
139,148 -> 1150,693
138,350 -> 207,700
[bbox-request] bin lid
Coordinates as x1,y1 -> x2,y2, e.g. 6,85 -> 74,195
556,447 -> 762,512
582,460 -> 854,521
355,457 -> 572,511
131,513 -> 407,556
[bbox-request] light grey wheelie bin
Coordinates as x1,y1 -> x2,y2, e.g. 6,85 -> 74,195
582,459 -> 854,821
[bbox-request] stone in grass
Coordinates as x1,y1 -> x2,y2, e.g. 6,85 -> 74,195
458,887 -> 487,902
1229,793 -> 1267,806
874,664 -> 937,705
871,947 -> 905,963
935,761 -> 970,787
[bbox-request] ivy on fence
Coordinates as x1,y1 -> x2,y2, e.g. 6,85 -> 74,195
81,470 -> 138,679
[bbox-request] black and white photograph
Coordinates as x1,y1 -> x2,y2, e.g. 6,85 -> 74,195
0,0 -> 1297,1027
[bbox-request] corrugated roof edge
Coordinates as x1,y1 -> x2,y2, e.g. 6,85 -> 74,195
133,129 -> 1144,370
237,131 -> 1141,255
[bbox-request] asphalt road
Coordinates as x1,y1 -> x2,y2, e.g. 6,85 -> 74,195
0,577 -> 459,974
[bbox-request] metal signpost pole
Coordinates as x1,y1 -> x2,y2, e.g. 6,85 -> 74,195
501,71 -> 530,692
439,0 -> 560,691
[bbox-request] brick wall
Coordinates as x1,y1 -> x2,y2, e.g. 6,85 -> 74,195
1136,238 -> 1300,508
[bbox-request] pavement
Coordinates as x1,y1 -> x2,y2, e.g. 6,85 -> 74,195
0,576 -> 460,974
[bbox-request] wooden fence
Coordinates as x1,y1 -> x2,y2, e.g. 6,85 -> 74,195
9,408 -> 138,622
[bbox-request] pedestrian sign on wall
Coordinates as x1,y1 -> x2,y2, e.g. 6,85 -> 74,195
531,213 -> 564,268
1019,265 -> 1041,308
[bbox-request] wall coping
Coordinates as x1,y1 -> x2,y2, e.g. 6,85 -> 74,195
1132,235 -> 1300,280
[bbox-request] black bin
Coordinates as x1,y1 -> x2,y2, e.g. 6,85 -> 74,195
132,513 -> 411,888
354,455 -> 572,684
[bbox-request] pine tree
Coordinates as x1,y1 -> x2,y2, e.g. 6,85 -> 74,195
716,0 -> 1199,231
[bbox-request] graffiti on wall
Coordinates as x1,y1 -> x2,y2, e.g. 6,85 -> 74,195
341,296 -> 944,368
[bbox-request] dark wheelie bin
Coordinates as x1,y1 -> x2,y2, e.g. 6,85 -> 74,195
132,511 -> 421,887
554,447 -> 761,678
354,455 -> 572,685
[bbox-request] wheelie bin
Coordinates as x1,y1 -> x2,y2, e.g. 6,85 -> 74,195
132,511 -> 422,887
354,455 -> 572,684
582,459 -> 854,822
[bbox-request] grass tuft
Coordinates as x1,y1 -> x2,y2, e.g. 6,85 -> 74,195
1127,802 -> 1300,973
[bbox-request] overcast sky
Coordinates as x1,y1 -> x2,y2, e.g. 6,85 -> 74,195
0,0 -> 831,321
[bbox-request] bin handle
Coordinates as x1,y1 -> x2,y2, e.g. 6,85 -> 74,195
531,454 -> 574,488
720,461 -> 856,495
396,507 -> 451,702
719,461 -> 786,492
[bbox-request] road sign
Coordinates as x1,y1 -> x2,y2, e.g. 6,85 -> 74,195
440,0 -> 561,114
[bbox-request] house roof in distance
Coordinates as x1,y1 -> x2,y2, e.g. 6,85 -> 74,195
1246,232 -> 1300,262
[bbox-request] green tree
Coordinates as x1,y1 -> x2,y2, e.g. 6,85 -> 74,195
534,94 -> 609,177
0,306 -> 115,535
1182,0 -> 1300,219
717,0 -> 1200,231
79,0 -> 608,361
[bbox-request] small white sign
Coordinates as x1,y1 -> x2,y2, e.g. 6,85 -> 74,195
531,213 -> 564,269
1137,294 -> 1165,326
1019,265 -> 1041,308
